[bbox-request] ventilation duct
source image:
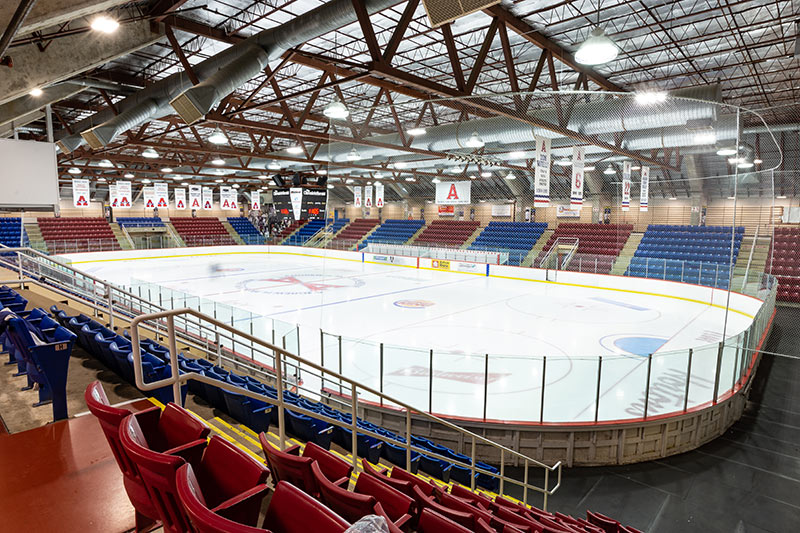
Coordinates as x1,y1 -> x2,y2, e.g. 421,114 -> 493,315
81,99 -> 160,149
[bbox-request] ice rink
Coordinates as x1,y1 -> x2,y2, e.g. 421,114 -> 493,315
67,248 -> 760,424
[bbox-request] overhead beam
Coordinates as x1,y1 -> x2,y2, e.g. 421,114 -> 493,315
482,4 -> 625,92
0,0 -> 37,66
0,18 -> 163,106
164,24 -> 199,85
7,0 -> 131,37
0,82 -> 84,132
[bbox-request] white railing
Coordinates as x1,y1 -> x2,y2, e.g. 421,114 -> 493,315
536,237 -> 579,270
363,243 -> 507,265
741,225 -> 759,291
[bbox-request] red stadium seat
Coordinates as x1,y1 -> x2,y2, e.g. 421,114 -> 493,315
361,459 -> 415,497
259,433 -> 351,497
417,508 -> 472,533
353,469 -> 415,529
264,481 -> 351,533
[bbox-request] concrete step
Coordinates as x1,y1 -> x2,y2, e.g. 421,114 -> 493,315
404,224 -> 427,246
109,223 -> 133,250
611,233 -> 644,275
164,222 -> 186,247
460,225 -> 485,249
221,220 -> 246,245
522,229 -> 553,267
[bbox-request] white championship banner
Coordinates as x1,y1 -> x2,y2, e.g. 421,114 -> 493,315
72,178 -> 90,208
108,183 -> 118,208
154,182 -> 169,209
220,186 -> 233,209
364,185 -> 373,207
354,186 -> 362,208
533,136 -> 551,207
250,192 -> 260,211
174,188 -> 186,210
435,181 -> 471,205
290,187 -> 303,220
375,182 -> 384,208
143,186 -> 156,209
202,187 -> 213,210
570,146 -> 585,209
117,180 -> 131,209
189,185 -> 202,210
622,161 -> 632,212
640,166 -> 650,212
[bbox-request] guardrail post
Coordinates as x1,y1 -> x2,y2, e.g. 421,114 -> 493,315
540,356 -> 547,423
338,335 -> 343,395
275,349 -> 286,450
405,410 -> 411,471
643,353 -> 653,419
166,315 -> 182,407
350,385 -> 359,471
379,343 -> 384,406
523,459 -> 529,505
684,348 -> 693,412
215,332 -> 221,365
483,353 -> 489,421
594,356 -> 603,423
320,330 -> 326,391
499,449 -> 505,495
732,334 -> 741,391
712,341 -> 724,404
429,349 -> 434,412
543,468 -> 550,511
470,436 -> 476,491
107,286 -> 114,330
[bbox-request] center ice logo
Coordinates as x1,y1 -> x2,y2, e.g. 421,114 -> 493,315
240,274 -> 365,295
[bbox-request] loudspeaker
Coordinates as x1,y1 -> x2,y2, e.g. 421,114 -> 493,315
292,173 -> 302,187
272,174 -> 285,187
317,176 -> 328,187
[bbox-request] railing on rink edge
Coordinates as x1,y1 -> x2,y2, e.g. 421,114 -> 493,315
44,238 -> 123,254
363,243 -> 508,265
0,245 -> 562,508
129,308 -> 562,510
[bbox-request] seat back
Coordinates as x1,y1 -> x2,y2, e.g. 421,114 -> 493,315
176,464 -> 264,533
197,435 -> 270,513
311,461 -> 376,523
417,508 -> 472,533
259,433 -> 316,493
587,511 -> 620,533
354,469 -> 415,522
361,459 -> 414,497
302,441 -> 353,482
390,466 -> 435,496
263,481 -> 350,533
156,402 -> 210,451
84,381 -> 139,478
120,414 -> 192,533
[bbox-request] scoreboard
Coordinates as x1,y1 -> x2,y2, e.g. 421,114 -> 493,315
273,188 -> 327,220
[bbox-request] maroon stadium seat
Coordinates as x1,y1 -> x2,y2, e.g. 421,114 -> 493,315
259,433 -> 351,497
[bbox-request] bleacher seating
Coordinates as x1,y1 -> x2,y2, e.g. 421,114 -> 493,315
361,219 -> 426,248
413,220 -> 480,248
330,219 -> 380,247
536,223 -> 633,274
116,217 -> 165,228
626,225 -> 745,289
469,222 -> 548,266
170,217 -> 236,246
285,218 -> 326,246
768,227 -> 799,302
275,219 -> 307,242
0,217 -> 28,248
326,218 -> 350,236
227,217 -> 263,244
37,217 -> 120,252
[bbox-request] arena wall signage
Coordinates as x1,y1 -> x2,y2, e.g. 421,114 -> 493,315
435,181 -> 471,205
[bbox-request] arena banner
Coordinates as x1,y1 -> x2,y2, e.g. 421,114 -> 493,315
189,185 -> 202,209
364,185 -> 373,207
367,254 -> 417,267
491,204 -> 512,217
108,183 -> 118,208
72,178 -> 90,208
533,136 -> 552,207
220,186 -> 235,209
117,180 -> 131,208
154,182 -> 169,208
431,259 -> 451,270
622,161 -> 631,211
438,205 -> 455,216
174,188 -> 186,210
640,166 -> 650,212
250,191 -> 260,211
290,187 -> 303,220
435,181 -> 471,205
143,186 -> 156,209
375,182 -> 384,208
556,205 -> 581,217
354,186 -> 362,208
570,146 -> 585,209
202,187 -> 213,210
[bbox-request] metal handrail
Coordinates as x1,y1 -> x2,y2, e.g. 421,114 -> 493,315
536,237 -> 579,269
130,307 -> 563,509
118,224 -> 136,249
741,225 -> 759,291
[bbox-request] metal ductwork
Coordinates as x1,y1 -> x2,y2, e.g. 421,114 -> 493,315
58,0 -> 401,153
82,98 -> 160,148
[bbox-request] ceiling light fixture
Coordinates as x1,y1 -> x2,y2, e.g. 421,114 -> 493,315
68,167 -> 80,174
323,98 -> 349,119
181,182 -> 189,186
630,165 -> 641,171
504,172 -> 516,180
480,171 -> 491,178
91,15 -> 119,34
98,159 -> 113,168
124,173 -> 134,178
211,157 -> 225,166
466,131 -> 484,148
716,146 -> 737,156
97,177 -> 106,182
142,178 -> 151,184
575,27 -> 619,65
287,144 -> 304,154
728,157 -> 745,165
346,148 -> 361,161
555,158 -> 572,167
776,195 -> 787,199
508,150 -> 526,159
232,184 -> 240,189
405,177 -> 415,182
469,175 -> 477,180
432,178 -> 441,183
728,196 -> 736,200
753,158 -> 763,164
603,166 -> 616,175
142,147 -> 159,158
374,172 -> 383,179
737,161 -> 754,169
327,184 -> 335,189
160,167 -> 173,173
693,132 -> 717,145
584,165 -> 596,171
207,127 -> 227,145
669,197 -> 677,200
29,87 -> 43,97
407,127 -> 426,136
215,178 -> 224,183
393,161 -> 407,169
267,161 -> 281,170
316,169 -> 327,175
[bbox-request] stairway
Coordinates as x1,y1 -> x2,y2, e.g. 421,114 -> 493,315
23,222 -> 47,253
353,224 -> 382,251
610,232 -> 644,276
732,234 -> 772,290
164,222 -> 186,247
221,220 -> 246,245
460,225 -> 485,249
109,222 -> 133,250
404,224 -> 428,246
522,229 -> 553,267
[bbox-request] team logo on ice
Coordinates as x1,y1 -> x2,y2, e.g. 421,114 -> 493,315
394,300 -> 435,308
241,274 -> 365,295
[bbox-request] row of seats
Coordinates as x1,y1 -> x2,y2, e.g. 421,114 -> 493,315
361,219 -> 426,248
171,217 -> 236,246
647,225 -> 745,233
285,219 -> 326,246
331,219 -> 380,246
116,217 -> 166,228
469,222 -> 548,266
326,218 -> 350,236
769,227 -> 800,302
536,224 -> 633,273
275,219 -> 308,242
227,217 -> 263,244
37,216 -> 121,252
414,220 -> 480,247
0,217 -> 28,248
89,383 -> 641,533
1,291 -> 76,421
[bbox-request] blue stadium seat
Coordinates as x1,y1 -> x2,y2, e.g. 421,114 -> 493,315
469,222 -> 548,265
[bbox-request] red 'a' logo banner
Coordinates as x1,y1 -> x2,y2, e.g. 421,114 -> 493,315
446,184 -> 459,200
